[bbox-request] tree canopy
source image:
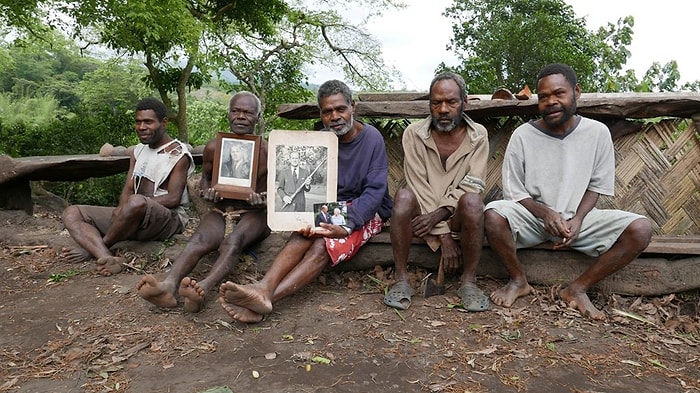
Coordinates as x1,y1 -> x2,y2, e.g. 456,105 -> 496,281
443,0 -> 697,93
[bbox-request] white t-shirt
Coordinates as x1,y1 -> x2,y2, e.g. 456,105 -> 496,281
501,116 -> 615,220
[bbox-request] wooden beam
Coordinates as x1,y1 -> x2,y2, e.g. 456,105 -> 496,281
277,92 -> 700,120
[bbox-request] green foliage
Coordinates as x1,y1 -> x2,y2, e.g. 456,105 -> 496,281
45,174 -> 126,206
187,97 -> 227,146
444,0 -> 598,93
0,31 -> 100,106
76,61 -> 151,115
0,93 -> 60,129
444,0 -> 697,93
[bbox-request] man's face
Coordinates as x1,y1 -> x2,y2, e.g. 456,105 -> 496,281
429,79 -> 464,133
319,93 -> 355,136
536,73 -> 579,131
290,152 -> 300,167
230,144 -> 243,161
228,95 -> 259,135
134,109 -> 166,146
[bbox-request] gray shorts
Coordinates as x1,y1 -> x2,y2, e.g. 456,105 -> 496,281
75,197 -> 184,241
485,200 -> 646,257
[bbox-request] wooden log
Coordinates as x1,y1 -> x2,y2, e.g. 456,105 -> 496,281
232,232 -> 700,297
105,231 -> 700,297
277,92 -> 700,120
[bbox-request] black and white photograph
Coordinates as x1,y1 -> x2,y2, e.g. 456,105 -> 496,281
267,130 -> 338,231
212,132 -> 261,200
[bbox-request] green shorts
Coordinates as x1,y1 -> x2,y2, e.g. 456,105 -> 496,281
485,200 -> 646,257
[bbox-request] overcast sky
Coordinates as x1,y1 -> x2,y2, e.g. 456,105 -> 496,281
309,0 -> 699,91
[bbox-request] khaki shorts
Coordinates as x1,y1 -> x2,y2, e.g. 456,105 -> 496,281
485,200 -> 645,257
74,198 -> 184,241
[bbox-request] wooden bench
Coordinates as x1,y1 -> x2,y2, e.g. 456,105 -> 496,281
0,153 -> 203,214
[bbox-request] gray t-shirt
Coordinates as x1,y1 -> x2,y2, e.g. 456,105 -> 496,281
501,116 -> 615,220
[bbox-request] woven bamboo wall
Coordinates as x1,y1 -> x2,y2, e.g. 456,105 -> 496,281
380,117 -> 700,236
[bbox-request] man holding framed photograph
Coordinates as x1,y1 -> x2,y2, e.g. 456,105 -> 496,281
219,79 -> 393,323
137,91 -> 270,313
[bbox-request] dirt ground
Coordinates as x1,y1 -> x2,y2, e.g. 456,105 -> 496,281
1,205 -> 699,393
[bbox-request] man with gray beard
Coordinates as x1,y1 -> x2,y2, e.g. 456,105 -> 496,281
383,72 -> 490,311
218,79 -> 392,323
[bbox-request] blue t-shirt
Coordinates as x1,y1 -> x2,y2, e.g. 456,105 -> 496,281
337,123 -> 393,230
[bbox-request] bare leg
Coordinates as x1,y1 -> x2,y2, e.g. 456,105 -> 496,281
180,210 -> 270,313
560,218 -> 652,320
62,195 -> 149,265
101,194 -> 149,247
220,234 -> 328,320
454,193 -> 485,286
139,210 -> 226,308
485,209 -> 533,307
389,188 -> 421,284
62,205 -> 115,261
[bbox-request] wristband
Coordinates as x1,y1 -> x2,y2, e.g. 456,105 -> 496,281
341,225 -> 352,235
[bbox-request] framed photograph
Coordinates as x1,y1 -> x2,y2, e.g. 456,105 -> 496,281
267,130 -> 338,231
212,132 -> 262,200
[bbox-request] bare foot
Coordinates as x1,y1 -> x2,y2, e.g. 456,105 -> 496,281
490,280 -> 534,307
559,286 -> 606,320
136,275 -> 178,308
219,281 -> 272,315
95,256 -> 126,276
219,297 -> 264,323
61,246 -> 93,263
179,277 -> 206,313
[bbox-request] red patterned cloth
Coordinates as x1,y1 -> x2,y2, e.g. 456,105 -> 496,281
325,214 -> 384,266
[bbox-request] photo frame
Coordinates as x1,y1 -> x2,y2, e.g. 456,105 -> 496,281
212,132 -> 261,200
267,130 -> 338,231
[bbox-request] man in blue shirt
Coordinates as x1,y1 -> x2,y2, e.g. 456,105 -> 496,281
218,79 -> 392,323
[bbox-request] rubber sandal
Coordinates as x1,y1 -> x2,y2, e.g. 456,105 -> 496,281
384,281 -> 415,310
457,284 -> 490,312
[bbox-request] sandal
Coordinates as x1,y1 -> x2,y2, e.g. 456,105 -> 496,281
384,281 -> 415,310
457,284 -> 490,312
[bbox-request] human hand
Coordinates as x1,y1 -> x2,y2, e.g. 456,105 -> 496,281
283,195 -> 293,205
553,216 -> 581,249
300,223 -> 347,239
411,212 -> 442,238
542,210 -> 570,239
248,192 -> 267,207
439,234 -> 461,274
201,187 -> 222,202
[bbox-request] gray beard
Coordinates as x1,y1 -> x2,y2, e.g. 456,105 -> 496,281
333,115 -> 354,136
432,117 -> 459,133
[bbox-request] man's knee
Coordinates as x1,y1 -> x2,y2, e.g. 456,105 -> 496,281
61,205 -> 82,226
392,188 -> 418,216
123,194 -> 148,213
455,194 -> 485,226
484,208 -> 507,232
626,218 -> 653,248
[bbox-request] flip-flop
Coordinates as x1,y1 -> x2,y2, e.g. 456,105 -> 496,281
384,281 -> 415,310
457,284 -> 490,312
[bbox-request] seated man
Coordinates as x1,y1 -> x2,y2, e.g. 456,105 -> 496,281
384,72 -> 490,311
62,98 -> 194,275
485,63 -> 652,320
137,91 -> 269,312
219,79 -> 393,323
